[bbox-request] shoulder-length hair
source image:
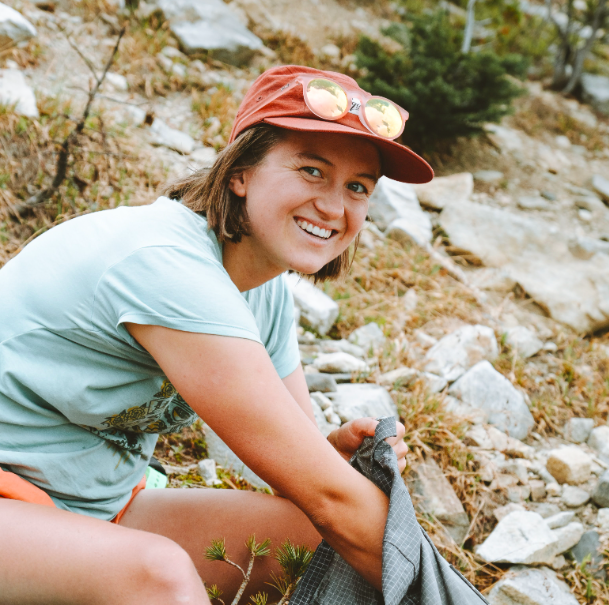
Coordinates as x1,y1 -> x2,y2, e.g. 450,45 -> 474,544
163,124 -> 358,282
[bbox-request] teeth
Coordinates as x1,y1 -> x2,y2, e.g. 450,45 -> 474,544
296,220 -> 332,239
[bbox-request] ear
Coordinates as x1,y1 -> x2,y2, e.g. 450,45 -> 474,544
228,172 -> 247,198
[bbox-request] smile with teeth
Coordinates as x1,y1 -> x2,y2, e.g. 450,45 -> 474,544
296,219 -> 334,239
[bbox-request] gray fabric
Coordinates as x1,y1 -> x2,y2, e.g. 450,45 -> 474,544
290,417 -> 488,605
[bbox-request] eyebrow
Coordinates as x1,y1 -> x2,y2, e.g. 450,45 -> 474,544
296,152 -> 380,182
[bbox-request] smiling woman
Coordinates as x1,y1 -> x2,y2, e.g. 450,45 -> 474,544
0,65 -> 432,604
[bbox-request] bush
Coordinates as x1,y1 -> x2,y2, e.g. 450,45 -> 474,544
355,12 -> 527,152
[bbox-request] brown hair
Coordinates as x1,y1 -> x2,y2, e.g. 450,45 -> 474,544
164,124 -> 358,282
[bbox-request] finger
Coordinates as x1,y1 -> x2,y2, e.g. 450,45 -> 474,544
349,417 -> 378,439
392,442 -> 409,460
398,458 -> 407,474
395,421 -> 406,440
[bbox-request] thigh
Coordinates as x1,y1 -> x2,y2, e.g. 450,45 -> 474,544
119,487 -> 322,603
0,498 -> 210,605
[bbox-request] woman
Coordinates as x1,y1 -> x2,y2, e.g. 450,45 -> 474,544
0,65 -> 433,604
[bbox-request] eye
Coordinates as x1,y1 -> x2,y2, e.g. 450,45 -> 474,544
302,166 -> 322,178
347,182 -> 368,194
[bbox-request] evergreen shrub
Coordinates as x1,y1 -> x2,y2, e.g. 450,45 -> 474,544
355,12 -> 528,152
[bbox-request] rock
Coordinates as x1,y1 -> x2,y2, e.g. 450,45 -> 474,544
367,177 -> 432,242
466,425 -> 494,449
310,392 -> 340,437
423,324 -> 498,382
507,484 -> 531,503
561,485 -> 590,507
149,0 -> 263,65
476,511 -> 558,565
546,482 -> 562,497
114,104 -> 147,127
326,383 -> 397,424
348,322 -> 385,351
581,73 -> 609,115
312,352 -> 368,374
443,396 -> 488,424
286,274 -> 338,336
103,71 -> 128,91
545,511 -> 575,530
546,446 -> 592,485
571,530 -> 606,579
528,479 -> 545,501
500,459 -> 530,484
188,146 -> 217,168
319,43 -> 341,60
532,503 -> 561,518
0,69 -> 38,118
197,458 -> 220,486
420,372 -> 448,394
504,326 -> 543,358
305,373 -> 337,393
564,417 -> 595,444
517,196 -> 553,211
588,425 -> 609,459
403,288 -> 418,312
473,170 -> 504,184
592,174 -> 609,203
385,217 -> 432,248
448,361 -> 534,440
205,427 -> 270,490
494,502 -> 525,522
319,339 -> 365,359
484,123 -> 523,153
413,172 -> 473,211
406,458 -> 470,544
597,508 -> 609,532
471,268 -> 517,293
0,4 -> 36,47
378,367 -> 418,389
149,119 -> 195,154
487,566 -> 579,605
592,470 -> 609,507
552,522 -> 585,555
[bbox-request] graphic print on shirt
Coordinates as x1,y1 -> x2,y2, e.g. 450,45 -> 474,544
82,380 -> 197,457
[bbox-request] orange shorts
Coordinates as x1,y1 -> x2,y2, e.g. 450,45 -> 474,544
0,466 -> 146,524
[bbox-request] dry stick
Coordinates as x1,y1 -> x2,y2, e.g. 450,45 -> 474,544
14,28 -> 126,217
230,551 -> 257,605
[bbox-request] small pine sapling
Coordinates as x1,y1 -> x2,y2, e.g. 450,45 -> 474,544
268,540 -> 314,605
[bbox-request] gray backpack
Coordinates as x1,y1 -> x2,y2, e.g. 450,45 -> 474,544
290,417 -> 489,605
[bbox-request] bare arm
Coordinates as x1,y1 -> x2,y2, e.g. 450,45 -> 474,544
127,324 -> 387,589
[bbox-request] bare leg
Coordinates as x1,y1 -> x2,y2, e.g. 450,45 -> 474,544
0,499 -> 211,605
119,488 -> 322,603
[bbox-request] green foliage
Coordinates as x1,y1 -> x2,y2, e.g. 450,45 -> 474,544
250,593 -> 268,605
356,11 -> 526,151
268,540 -> 314,597
246,535 -> 272,558
205,538 -> 228,562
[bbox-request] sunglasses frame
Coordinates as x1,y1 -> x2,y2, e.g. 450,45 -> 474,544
295,76 -> 409,141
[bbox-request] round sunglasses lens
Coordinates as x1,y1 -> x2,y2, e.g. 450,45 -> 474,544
306,79 -> 348,119
364,99 -> 402,138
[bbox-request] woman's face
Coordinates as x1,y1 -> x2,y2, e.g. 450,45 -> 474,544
230,130 -> 381,277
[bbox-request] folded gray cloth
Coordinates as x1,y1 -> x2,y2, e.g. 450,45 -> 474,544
290,417 -> 488,605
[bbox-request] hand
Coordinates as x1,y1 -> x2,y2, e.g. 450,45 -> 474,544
327,418 -> 408,473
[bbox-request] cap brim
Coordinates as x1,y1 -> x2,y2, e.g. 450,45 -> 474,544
264,116 -> 433,184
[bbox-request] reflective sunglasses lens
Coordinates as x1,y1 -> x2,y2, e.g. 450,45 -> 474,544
306,79 -> 348,119
364,98 -> 403,138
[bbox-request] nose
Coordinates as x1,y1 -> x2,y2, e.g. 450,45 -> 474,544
312,186 -> 345,222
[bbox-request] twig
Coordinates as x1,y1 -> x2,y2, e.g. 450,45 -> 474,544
230,552 -> 256,605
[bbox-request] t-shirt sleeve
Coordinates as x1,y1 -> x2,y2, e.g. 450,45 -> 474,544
92,245 -> 262,349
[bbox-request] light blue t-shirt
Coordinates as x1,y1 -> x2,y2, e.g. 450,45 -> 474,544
0,197 -> 299,520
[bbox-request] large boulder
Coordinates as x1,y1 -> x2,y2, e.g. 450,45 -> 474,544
581,73 -> 609,115
325,383 -> 397,424
148,0 -> 263,65
348,322 -> 385,351
487,566 -> 579,605
0,69 -> 38,118
423,324 -> 498,382
406,458 -> 470,544
448,361 -> 534,439
286,274 -> 339,336
0,4 -> 36,48
412,172 -> 473,211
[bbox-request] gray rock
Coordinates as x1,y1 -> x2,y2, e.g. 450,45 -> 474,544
504,326 -> 543,358
476,511 -> 558,565
597,508 -> 609,532
0,69 -> 38,118
420,372 -> 448,394
581,73 -> 609,115
412,172 -> 473,210
531,503 -> 561,519
588,425 -> 609,459
205,427 -> 270,490
149,0 -> 263,65
197,458 -> 220,486
406,458 -> 470,544
552,522 -> 585,555
348,322 -> 385,351
571,530 -> 606,579
487,566 -> 579,605
473,170 -> 504,184
423,324 -> 498,382
545,511 -> 575,530
546,446 -> 593,485
564,417 -> 595,443
385,216 -> 433,248
305,373 -> 337,393
517,196 -> 553,211
149,119 -> 195,154
286,274 -> 339,336
319,339 -> 365,359
367,177 -> 432,243
312,352 -> 368,374
592,174 -> 609,203
449,361 -> 534,440
592,470 -> 609,507
377,367 -> 418,389
494,503 -> 525,522
310,392 -> 340,437
0,3 -> 36,47
326,383 -> 397,424
471,268 -> 517,293
530,479 -> 546,501
561,485 -> 590,507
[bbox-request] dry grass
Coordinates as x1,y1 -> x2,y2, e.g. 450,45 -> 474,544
192,86 -> 240,149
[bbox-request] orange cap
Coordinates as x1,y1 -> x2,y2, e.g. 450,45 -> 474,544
229,65 -> 433,184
